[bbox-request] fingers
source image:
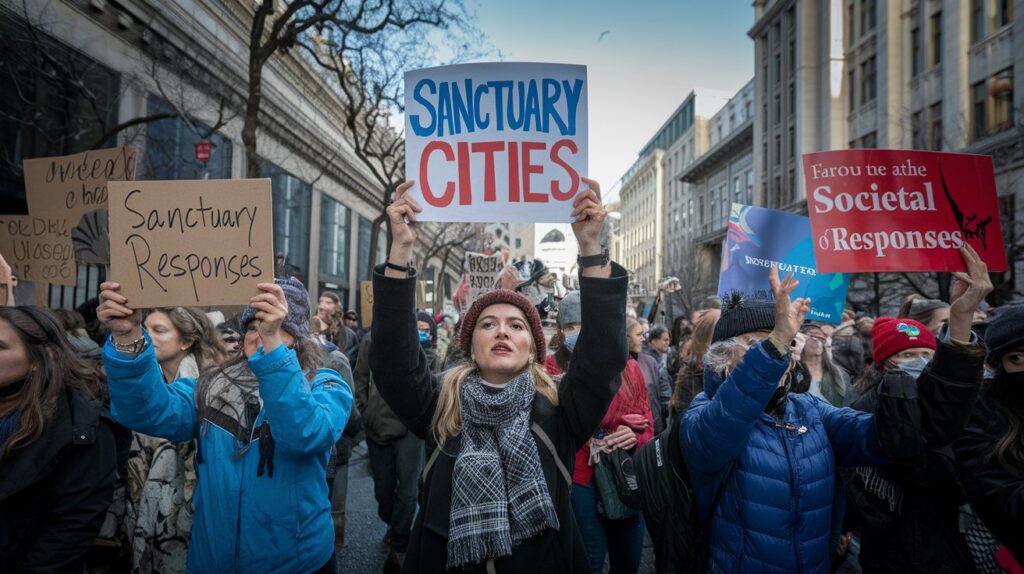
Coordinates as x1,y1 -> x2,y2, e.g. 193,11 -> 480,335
768,265 -> 780,291
393,180 -> 414,201
951,271 -> 971,283
581,177 -> 602,198
99,300 -> 135,319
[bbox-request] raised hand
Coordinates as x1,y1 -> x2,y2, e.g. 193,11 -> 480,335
948,243 -> 992,342
97,282 -> 143,341
385,181 -> 422,277
249,282 -> 288,352
768,265 -> 811,347
571,178 -> 606,253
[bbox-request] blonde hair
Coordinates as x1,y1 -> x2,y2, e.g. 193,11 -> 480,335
432,361 -> 559,446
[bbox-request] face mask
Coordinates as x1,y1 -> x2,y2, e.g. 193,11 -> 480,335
418,330 -> 430,344
895,357 -> 929,380
564,333 -> 579,353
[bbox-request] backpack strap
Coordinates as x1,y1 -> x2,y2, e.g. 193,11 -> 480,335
420,424 -> 573,488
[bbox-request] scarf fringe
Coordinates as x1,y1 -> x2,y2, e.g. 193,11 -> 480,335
447,530 -> 513,568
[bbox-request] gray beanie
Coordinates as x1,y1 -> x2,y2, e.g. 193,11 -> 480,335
240,277 -> 311,339
559,291 -> 582,326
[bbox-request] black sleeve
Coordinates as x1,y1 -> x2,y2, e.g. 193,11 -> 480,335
558,262 -> 629,446
368,265 -> 439,440
916,337 -> 984,447
18,421 -> 117,573
954,405 -> 1024,563
353,334 -> 372,416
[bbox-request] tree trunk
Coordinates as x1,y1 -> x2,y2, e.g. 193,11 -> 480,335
243,49 -> 265,179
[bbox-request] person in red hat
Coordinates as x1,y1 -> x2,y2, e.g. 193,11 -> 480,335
368,179 -> 628,573
846,244 -> 992,574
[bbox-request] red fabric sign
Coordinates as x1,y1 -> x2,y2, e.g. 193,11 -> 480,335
804,149 -> 1007,273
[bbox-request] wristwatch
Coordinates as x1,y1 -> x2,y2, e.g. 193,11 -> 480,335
577,247 -> 610,269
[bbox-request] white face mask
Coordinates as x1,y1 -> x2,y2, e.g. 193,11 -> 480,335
896,357 -> 929,380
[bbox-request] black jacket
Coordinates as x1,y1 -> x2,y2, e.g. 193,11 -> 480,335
369,263 -> 628,574
0,387 -> 117,573
848,337 -> 984,574
955,386 -> 1024,564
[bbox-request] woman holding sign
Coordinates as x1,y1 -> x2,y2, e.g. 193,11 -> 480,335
370,179 -> 627,573
98,277 -> 353,573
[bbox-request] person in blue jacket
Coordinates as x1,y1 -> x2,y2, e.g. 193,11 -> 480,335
97,277 -> 353,574
681,265 -> 979,574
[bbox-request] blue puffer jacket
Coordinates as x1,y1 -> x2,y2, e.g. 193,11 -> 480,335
105,337 -> 353,574
681,342 -> 887,574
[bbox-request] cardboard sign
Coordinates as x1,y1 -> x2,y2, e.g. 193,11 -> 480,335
360,281 -> 373,328
404,62 -> 588,223
719,204 -> 850,324
24,147 -> 137,265
107,179 -> 274,308
464,251 -> 505,307
0,215 -> 77,285
804,150 -> 1006,273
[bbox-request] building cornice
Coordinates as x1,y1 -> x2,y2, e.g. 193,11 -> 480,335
680,119 -> 754,183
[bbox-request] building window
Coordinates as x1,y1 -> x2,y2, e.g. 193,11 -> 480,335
774,134 -> 781,166
848,2 -> 856,44
144,96 -> 233,180
992,69 -> 1014,135
911,25 -> 923,76
774,93 -> 781,124
997,0 -> 1013,27
788,125 -> 795,157
788,40 -> 796,78
774,53 -> 782,84
927,102 -> 943,150
929,11 -> 943,67
789,82 -> 796,113
862,131 -> 877,149
861,56 -> 877,105
261,160 -> 312,285
911,110 -> 925,149
734,175 -> 742,205
972,80 -> 988,141
319,195 -> 349,284
848,68 -> 857,112
746,171 -> 754,205
860,0 -> 877,35
972,0 -> 986,42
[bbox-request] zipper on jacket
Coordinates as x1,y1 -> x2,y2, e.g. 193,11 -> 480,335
776,423 -> 803,573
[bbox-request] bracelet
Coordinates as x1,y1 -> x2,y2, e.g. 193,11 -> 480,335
385,260 -> 410,273
112,334 -> 146,354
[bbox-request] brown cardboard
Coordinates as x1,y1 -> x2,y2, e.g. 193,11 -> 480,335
360,280 -> 373,328
0,215 -> 78,286
24,147 -> 137,266
108,179 -> 274,308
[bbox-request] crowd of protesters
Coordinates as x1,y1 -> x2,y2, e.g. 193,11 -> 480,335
1,178 -> 1023,574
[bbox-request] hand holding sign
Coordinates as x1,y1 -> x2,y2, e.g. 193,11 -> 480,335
769,265 -> 811,347
97,281 -> 143,342
250,282 -> 288,353
571,178 -> 606,251
948,244 -> 993,342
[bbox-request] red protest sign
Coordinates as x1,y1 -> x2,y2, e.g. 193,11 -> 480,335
804,149 -> 1006,273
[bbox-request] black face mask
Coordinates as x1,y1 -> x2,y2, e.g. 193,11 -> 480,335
993,369 -> 1024,407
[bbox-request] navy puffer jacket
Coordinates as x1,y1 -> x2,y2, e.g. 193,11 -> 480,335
681,342 -> 891,574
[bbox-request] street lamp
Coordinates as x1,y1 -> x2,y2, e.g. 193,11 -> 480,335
647,276 -> 681,323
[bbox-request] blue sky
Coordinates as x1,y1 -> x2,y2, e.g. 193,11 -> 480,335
469,1 -> 755,202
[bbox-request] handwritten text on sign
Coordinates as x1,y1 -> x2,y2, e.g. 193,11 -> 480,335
464,251 -> 505,307
107,179 -> 274,308
405,62 -> 588,223
803,150 -> 1006,273
0,216 -> 76,285
24,147 -> 137,266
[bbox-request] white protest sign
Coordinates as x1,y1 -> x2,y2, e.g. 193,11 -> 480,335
404,62 -> 588,223
464,251 -> 505,306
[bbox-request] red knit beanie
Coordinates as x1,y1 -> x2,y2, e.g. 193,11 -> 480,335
460,289 -> 546,364
871,317 -> 936,364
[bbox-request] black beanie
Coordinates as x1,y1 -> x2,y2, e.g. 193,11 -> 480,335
984,304 -> 1024,365
712,293 -> 776,343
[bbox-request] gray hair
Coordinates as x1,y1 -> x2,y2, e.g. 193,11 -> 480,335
703,338 -> 750,377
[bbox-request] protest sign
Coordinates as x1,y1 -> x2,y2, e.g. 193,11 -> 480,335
804,150 -> 1006,273
0,215 -> 77,286
404,62 -> 588,223
464,251 -> 505,307
107,179 -> 274,308
360,281 -> 373,328
23,147 -> 137,265
719,204 -> 850,324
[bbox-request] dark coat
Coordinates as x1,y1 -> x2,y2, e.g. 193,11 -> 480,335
369,263 -> 629,574
848,336 -> 985,574
955,385 -> 1024,564
0,387 -> 117,573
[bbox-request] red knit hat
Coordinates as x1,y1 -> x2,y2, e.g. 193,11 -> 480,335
871,317 -> 936,364
460,289 -> 546,364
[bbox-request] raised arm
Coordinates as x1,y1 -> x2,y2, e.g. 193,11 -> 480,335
99,282 -> 196,442
369,181 -> 439,439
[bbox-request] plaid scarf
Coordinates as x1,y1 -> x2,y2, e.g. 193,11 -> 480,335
447,371 -> 559,568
